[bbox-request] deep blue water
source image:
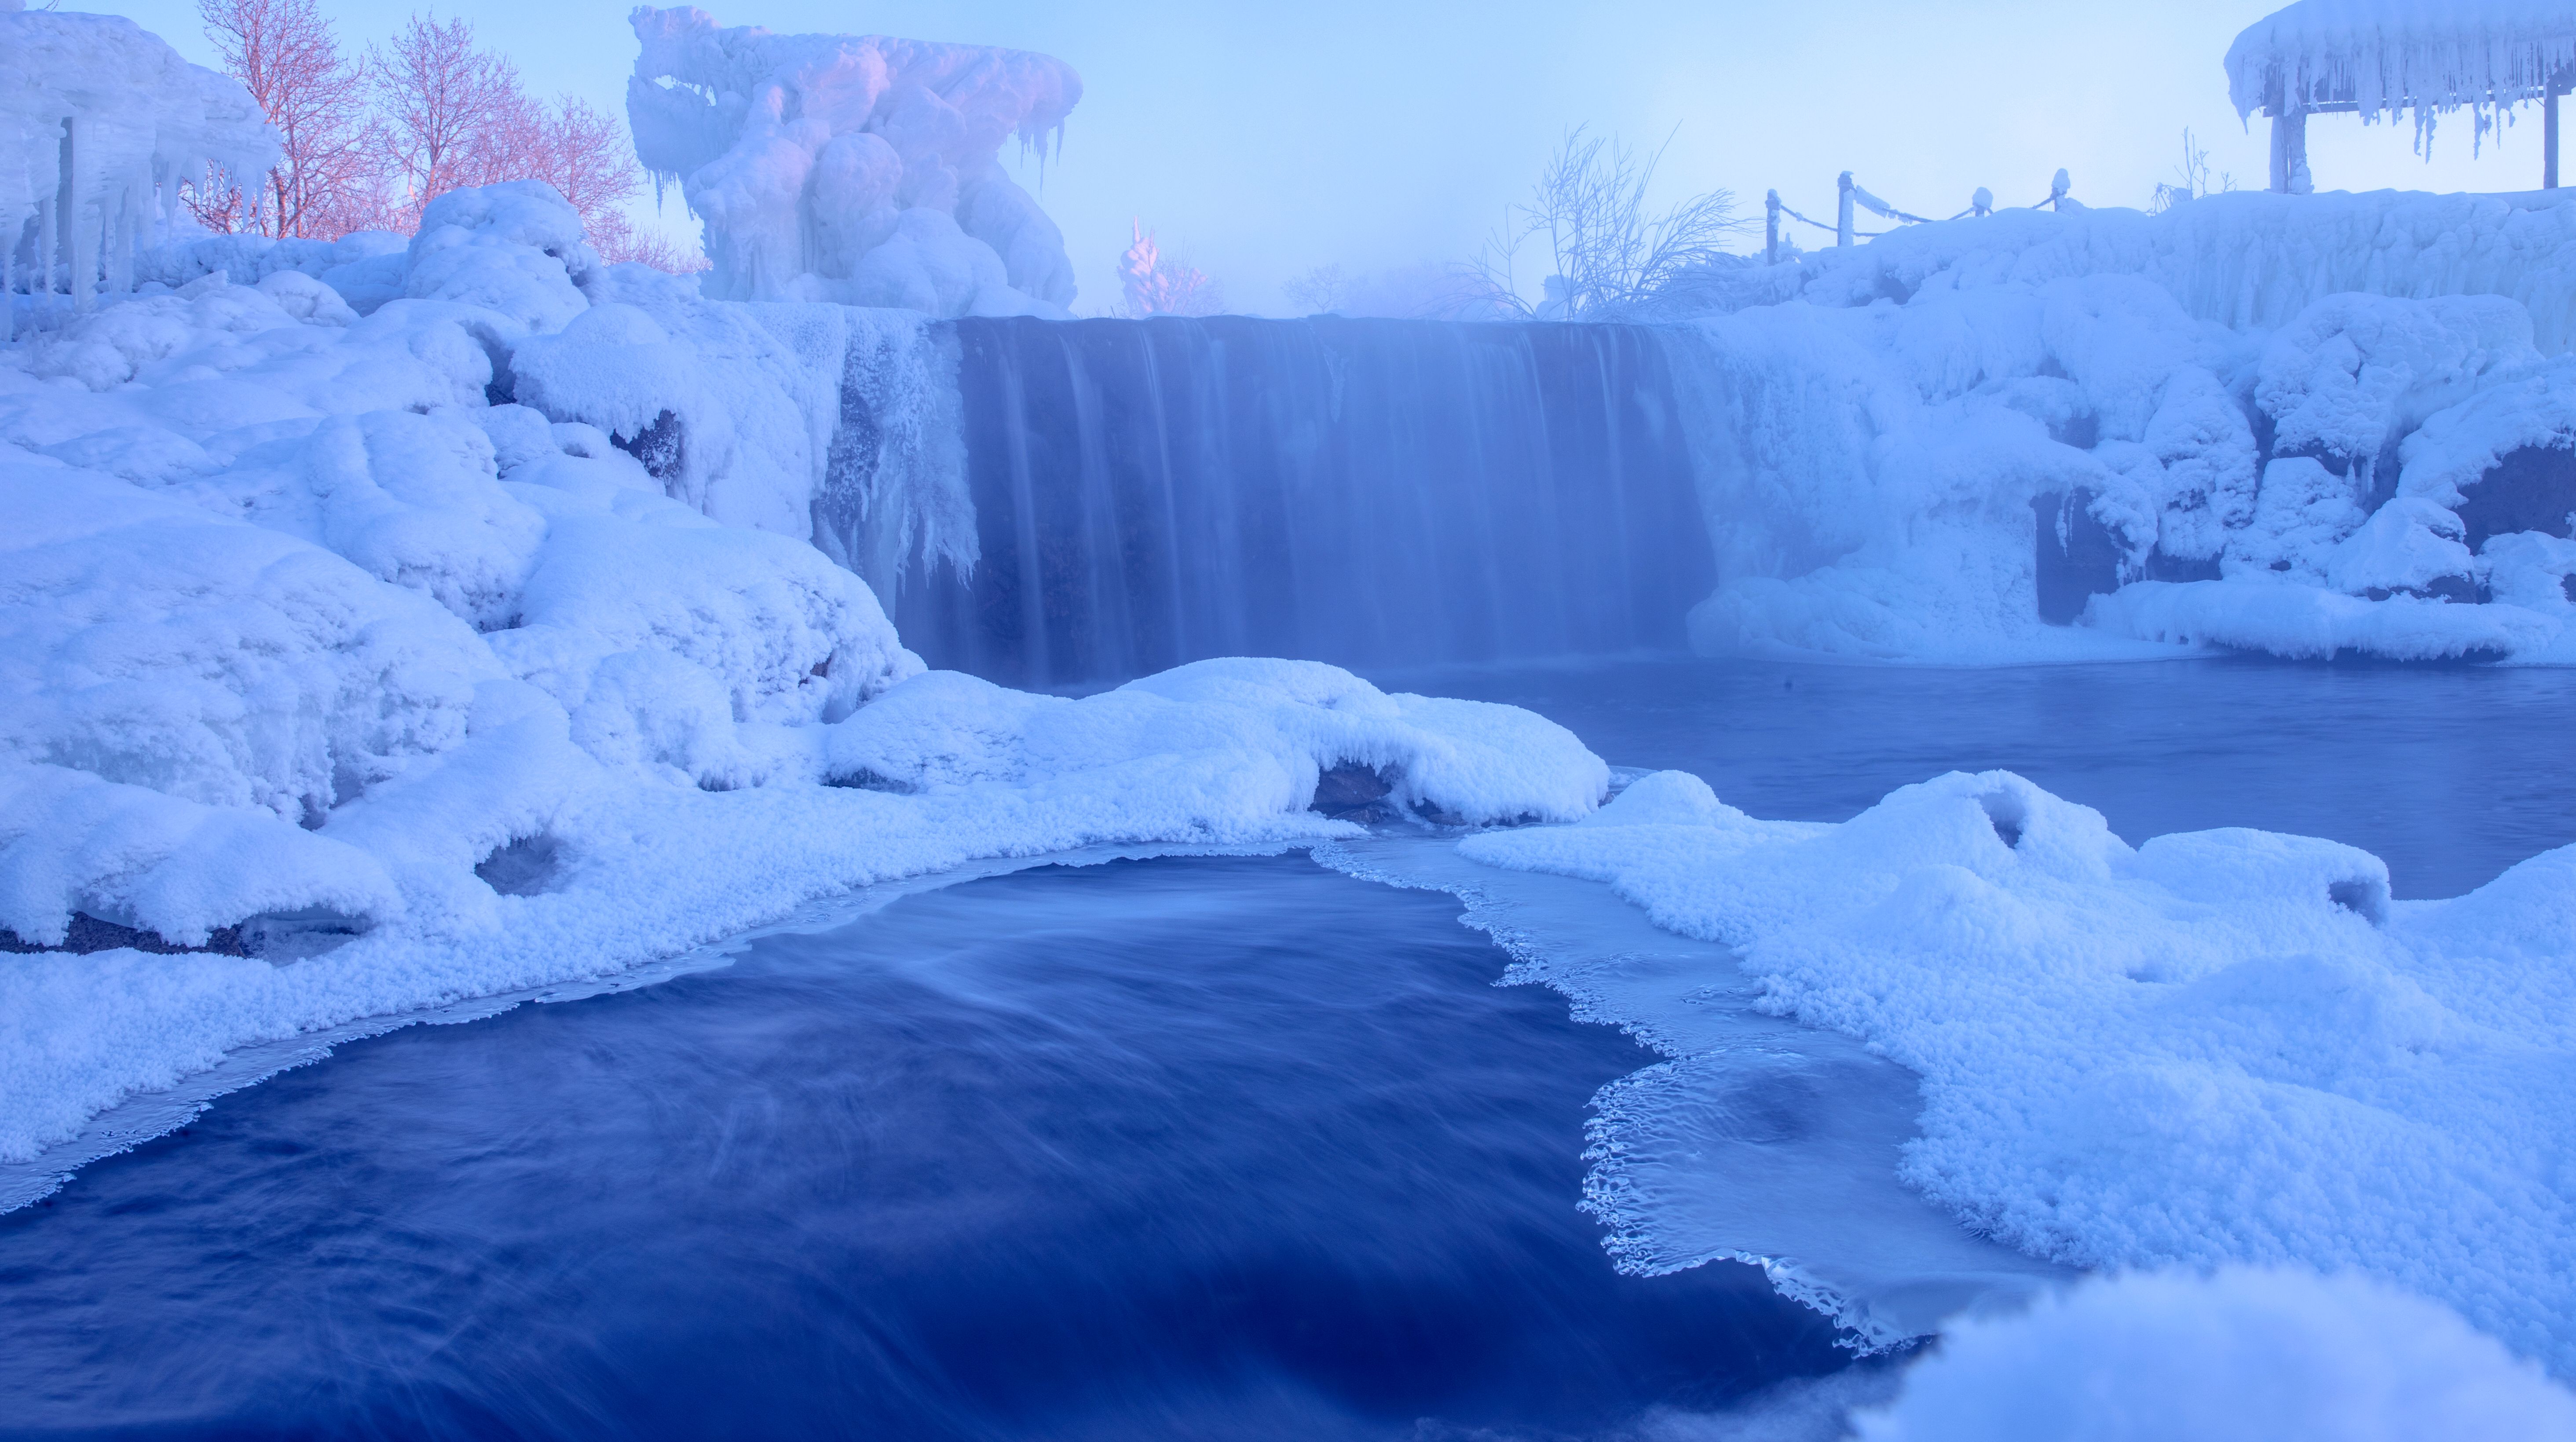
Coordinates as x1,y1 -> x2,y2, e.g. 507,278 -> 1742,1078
0,856 -> 1844,1441
7,654 -> 2568,1438
1379,654 -> 2576,899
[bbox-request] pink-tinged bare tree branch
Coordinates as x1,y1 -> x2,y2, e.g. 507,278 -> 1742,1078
366,13 -> 522,225
1119,221 -> 1223,317
194,0 -> 388,238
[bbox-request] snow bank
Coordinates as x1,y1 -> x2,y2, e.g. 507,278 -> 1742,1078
1856,1267 -> 2576,1441
626,5 -> 1080,316
1,5 -> 276,330
1657,191 -> 2576,663
0,160 -> 1606,1184
1460,768 -> 2576,1372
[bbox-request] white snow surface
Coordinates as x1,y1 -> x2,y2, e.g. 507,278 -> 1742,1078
1855,1267 -> 2576,1441
626,5 -> 1079,316
1461,769 -> 2576,1373
0,177 -> 1607,1176
1657,190 -> 2576,663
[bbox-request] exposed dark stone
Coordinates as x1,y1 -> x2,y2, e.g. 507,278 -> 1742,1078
2142,549 -> 2222,584
2032,489 -> 2125,625
2360,574 -> 2482,605
824,769 -> 911,793
2458,444 -> 2576,549
1310,763 -> 1396,823
0,913 -> 248,956
612,409 -> 685,482
2329,877 -> 2389,926
475,835 -> 562,897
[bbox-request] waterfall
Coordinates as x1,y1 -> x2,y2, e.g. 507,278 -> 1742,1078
835,316 -> 1720,690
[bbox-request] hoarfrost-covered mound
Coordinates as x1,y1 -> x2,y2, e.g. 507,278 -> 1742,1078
1463,768 -> 2576,1372
1654,191 -> 2576,663
1855,1267 -> 2576,1441
0,175 -> 1608,1188
626,4 -> 1080,316
1,4 -> 277,327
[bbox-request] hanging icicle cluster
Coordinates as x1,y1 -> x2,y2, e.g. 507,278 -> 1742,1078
2227,0 -> 2576,157
2,0 -> 279,336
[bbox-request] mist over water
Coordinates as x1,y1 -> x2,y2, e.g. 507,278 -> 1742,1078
882,317 -> 1716,689
0,856 -> 1848,1441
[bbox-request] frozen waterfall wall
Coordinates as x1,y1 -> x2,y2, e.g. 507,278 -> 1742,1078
841,317 -> 1719,689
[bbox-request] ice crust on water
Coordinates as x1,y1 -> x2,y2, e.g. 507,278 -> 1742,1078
625,5 -> 1080,316
1657,191 -> 2576,664
0,175 -> 1607,1176
1462,768 -> 2576,1374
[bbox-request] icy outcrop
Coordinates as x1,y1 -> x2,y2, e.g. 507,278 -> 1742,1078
624,5 -> 1080,316
1,4 -> 277,330
1652,191 -> 2576,663
2227,0 -> 2576,150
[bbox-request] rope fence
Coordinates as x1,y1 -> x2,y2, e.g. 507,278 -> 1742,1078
1764,169 -> 2078,263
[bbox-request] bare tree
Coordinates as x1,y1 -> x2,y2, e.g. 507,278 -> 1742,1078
194,0 -> 386,237
1464,126 -> 1748,319
367,13 -> 523,223
1119,221 -> 1223,316
2149,128 -> 2236,214
1283,263 -> 1350,314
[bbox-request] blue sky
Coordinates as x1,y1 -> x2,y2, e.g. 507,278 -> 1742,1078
96,0 -> 2564,313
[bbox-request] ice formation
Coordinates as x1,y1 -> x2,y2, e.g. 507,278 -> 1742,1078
1650,189 -> 2576,663
1,2 -> 277,335
624,5 -> 1080,316
0,175 -> 1607,1188
2226,0 -> 2576,150
1461,767 -> 2576,1371
1854,1268 -> 2576,1440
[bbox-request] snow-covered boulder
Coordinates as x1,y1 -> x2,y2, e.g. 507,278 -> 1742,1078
624,5 -> 1081,316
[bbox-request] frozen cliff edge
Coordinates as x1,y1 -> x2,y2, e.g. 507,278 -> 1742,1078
1654,190 -> 2576,664
0,178 -> 1608,1190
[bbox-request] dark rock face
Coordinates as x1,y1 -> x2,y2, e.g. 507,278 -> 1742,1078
0,913 -> 249,956
2458,445 -> 2576,550
612,409 -> 686,482
1310,764 -> 1396,824
2032,489 -> 2126,625
474,836 -> 561,897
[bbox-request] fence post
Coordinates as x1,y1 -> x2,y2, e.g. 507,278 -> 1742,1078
1972,186 -> 1993,217
1766,189 -> 1780,264
1837,171 -> 1855,248
2049,168 -> 2071,211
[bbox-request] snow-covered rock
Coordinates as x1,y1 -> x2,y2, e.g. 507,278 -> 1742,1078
1462,768 -> 2576,1371
1653,191 -> 2576,663
625,5 -> 1080,316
